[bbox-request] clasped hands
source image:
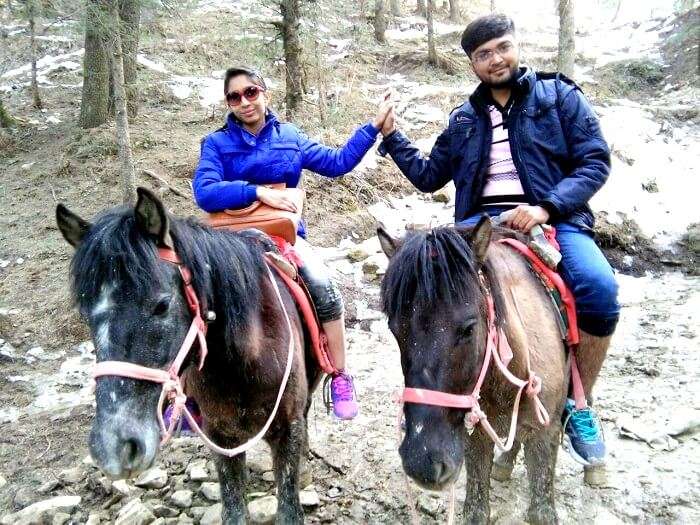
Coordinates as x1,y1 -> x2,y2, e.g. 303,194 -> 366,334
372,91 -> 397,137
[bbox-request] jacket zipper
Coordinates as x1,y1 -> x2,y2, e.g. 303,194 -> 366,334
507,106 -> 536,203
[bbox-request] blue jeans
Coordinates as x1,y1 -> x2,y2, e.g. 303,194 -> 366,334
458,210 -> 620,336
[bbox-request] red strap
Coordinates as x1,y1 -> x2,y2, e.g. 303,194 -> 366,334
497,237 -> 579,346
265,256 -> 338,375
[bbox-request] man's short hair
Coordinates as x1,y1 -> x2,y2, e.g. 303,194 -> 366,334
223,66 -> 267,94
461,14 -> 516,58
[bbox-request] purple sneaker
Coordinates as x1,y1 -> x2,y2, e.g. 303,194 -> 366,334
325,372 -> 359,420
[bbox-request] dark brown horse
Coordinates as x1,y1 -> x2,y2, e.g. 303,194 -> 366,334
57,188 -> 321,524
378,217 -> 568,524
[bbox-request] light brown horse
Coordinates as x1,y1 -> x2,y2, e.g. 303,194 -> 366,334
378,217 -> 567,524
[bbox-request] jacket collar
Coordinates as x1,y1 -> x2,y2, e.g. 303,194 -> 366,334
226,110 -> 279,141
469,67 -> 534,111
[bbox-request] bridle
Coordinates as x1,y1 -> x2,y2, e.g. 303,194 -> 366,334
92,246 -> 295,457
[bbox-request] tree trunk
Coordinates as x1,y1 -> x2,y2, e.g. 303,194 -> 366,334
491,0 -> 495,12
280,0 -> 303,119
79,0 -> 110,128
427,0 -> 437,65
416,0 -> 426,17
449,0 -> 460,22
557,0 -> 575,78
106,0 -> 136,204
374,0 -> 387,43
0,98 -> 15,128
390,0 -> 400,16
119,0 -> 140,118
27,0 -> 42,109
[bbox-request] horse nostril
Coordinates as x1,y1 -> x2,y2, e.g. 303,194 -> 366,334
433,459 -> 454,485
119,437 -> 142,471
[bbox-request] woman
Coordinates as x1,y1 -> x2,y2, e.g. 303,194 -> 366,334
192,66 -> 392,420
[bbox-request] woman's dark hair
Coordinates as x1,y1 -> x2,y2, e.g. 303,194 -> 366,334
223,66 -> 267,94
460,14 -> 515,58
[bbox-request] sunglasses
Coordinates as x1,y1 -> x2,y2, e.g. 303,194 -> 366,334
225,85 -> 265,105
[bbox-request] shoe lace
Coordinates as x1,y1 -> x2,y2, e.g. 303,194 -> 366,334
568,408 -> 601,442
331,373 -> 355,401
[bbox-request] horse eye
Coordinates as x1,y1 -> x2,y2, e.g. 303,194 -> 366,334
458,321 -> 475,340
153,297 -> 171,316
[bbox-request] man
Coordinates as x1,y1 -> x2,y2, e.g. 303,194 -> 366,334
378,14 -> 619,467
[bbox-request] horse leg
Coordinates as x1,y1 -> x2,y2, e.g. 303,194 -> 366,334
298,417 -> 313,488
215,451 -> 248,525
463,429 -> 494,524
524,431 -> 559,525
270,418 -> 305,524
492,439 -> 521,481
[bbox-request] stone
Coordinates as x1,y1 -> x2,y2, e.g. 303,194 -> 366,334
685,223 -> 700,255
152,505 -> 179,518
346,247 -> 369,263
13,486 -> 37,510
175,514 -> 193,524
418,493 -> 441,516
134,468 -> 168,489
82,455 -> 95,467
0,475 -> 6,489
247,495 -> 277,524
85,513 -> 102,525
37,480 -> 60,495
189,507 -> 206,520
58,467 -> 84,485
114,498 -> 155,525
362,254 -> 388,279
170,490 -> 193,509
247,454 -> 273,473
199,504 -> 222,525
186,460 -> 209,481
199,483 -> 221,502
261,471 -> 275,482
0,496 -> 81,525
299,487 -> 320,508
52,513 -> 71,525
112,480 -> 134,497
151,520 -> 166,525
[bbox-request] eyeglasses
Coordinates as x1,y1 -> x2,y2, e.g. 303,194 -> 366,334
472,41 -> 515,64
225,85 -> 265,105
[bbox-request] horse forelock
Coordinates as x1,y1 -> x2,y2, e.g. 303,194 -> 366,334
380,227 -> 481,322
70,207 -> 264,348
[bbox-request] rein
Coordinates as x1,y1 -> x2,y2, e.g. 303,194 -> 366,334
92,247 -> 295,457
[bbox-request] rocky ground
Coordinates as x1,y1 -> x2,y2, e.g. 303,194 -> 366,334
1,0 -> 699,523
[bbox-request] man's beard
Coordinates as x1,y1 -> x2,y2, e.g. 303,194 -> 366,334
480,64 -> 520,88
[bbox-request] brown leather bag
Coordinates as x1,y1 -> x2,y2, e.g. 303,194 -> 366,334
206,183 -> 305,244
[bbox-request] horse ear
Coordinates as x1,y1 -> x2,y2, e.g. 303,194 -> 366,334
377,224 -> 400,259
56,204 -> 92,248
134,187 -> 173,249
468,215 -> 493,265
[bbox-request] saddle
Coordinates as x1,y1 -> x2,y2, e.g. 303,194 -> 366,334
203,223 -> 337,375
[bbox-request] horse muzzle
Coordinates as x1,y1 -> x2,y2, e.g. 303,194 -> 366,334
88,390 -> 161,479
399,432 -> 463,490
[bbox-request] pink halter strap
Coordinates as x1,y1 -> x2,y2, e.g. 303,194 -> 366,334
92,247 -> 296,458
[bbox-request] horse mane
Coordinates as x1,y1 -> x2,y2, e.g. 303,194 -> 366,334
70,207 -> 263,347
380,226 -> 519,325
380,227 -> 480,321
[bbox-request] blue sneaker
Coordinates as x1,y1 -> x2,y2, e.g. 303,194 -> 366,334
562,398 -> 606,466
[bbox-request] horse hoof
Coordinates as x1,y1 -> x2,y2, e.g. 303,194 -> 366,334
491,462 -> 514,481
583,464 -> 607,487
